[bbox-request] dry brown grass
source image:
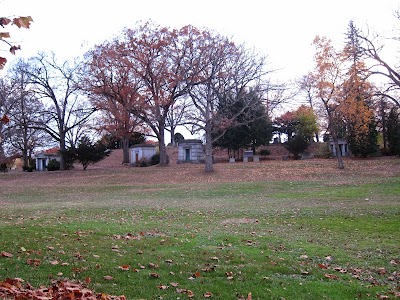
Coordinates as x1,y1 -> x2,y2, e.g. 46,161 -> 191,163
2,153 -> 399,189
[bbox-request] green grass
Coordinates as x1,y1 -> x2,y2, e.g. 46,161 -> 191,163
0,160 -> 399,299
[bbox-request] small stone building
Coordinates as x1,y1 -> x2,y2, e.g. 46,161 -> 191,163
35,147 -> 60,171
177,139 -> 204,163
330,138 -> 350,157
130,144 -> 157,165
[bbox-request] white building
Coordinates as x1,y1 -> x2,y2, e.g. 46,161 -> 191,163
35,147 -> 60,171
130,144 -> 157,165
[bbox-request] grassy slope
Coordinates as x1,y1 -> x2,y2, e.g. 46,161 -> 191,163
0,157 -> 399,299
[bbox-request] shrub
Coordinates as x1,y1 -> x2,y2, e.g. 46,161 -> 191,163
314,142 -> 332,159
47,159 -> 60,171
23,159 -> 36,172
137,158 -> 149,167
284,135 -> 310,160
0,163 -> 8,172
150,153 -> 160,165
258,149 -> 270,156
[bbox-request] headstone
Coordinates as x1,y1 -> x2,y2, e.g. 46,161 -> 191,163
229,157 -> 236,163
253,155 -> 260,162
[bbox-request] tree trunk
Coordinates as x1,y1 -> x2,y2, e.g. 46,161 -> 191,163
22,124 -> 29,168
170,126 -> 175,146
59,135 -> 66,170
328,111 -> 345,169
121,136 -> 130,164
332,138 -> 344,169
204,129 -> 214,173
251,142 -> 256,154
158,129 -> 168,166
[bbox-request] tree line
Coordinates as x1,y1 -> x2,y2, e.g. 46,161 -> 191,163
1,17 -> 400,172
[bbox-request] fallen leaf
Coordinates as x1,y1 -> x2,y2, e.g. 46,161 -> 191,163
1,251 -> 13,258
187,290 -> 194,298
210,256 -> 219,261
301,271 -> 310,275
118,265 -> 130,271
103,275 -> 113,280
149,272 -> 160,278
204,291 -> 213,298
157,285 -> 169,290
148,262 -> 159,269
318,263 -> 328,269
194,271 -> 201,278
26,258 -> 41,266
324,273 -> 339,280
376,268 -> 386,275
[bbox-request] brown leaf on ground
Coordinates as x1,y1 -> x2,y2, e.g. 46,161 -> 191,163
0,278 -> 126,299
1,251 -> 13,258
324,273 -> 340,280
149,272 -> 160,278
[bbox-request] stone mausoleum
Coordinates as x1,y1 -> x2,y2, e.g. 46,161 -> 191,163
35,147 -> 60,171
130,144 -> 157,165
177,139 -> 204,163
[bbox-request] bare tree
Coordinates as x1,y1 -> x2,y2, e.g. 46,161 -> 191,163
165,95 -> 192,145
122,22 -> 194,166
4,59 -> 49,168
22,52 -> 95,170
184,30 -> 269,172
357,23 -> 400,107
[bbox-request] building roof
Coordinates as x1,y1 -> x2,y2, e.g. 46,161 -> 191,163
131,144 -> 156,148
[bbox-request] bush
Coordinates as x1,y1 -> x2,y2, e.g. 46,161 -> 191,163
150,153 -> 160,165
258,149 -> 270,156
137,159 -> 149,167
23,159 -> 36,172
314,142 -> 332,159
47,159 -> 60,171
284,135 -> 310,160
23,165 -> 35,172
0,163 -> 8,172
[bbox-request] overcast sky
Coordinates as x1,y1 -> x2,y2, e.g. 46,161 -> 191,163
2,0 -> 399,82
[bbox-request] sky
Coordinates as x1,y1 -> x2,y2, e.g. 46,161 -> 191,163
1,0 -> 400,82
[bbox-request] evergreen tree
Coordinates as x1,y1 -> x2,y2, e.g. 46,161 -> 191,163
387,108 -> 400,155
347,118 -> 378,157
75,136 -> 110,170
214,89 -> 272,156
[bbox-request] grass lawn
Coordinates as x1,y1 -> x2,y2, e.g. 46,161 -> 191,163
0,157 -> 399,299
